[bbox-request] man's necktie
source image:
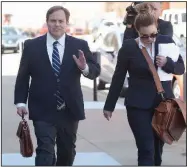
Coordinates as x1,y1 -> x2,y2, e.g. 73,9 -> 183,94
52,41 -> 65,110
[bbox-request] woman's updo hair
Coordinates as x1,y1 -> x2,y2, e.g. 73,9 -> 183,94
134,3 -> 158,31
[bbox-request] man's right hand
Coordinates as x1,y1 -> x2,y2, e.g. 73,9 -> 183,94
17,107 -> 28,118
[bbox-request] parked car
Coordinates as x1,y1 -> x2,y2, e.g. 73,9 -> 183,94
94,29 -> 186,99
92,19 -> 125,42
2,26 -> 27,54
172,35 -> 186,101
94,28 -> 128,97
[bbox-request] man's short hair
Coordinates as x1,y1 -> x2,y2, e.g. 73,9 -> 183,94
46,6 -> 70,22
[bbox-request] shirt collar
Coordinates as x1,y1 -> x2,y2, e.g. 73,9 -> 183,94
138,37 -> 145,49
138,37 -> 155,49
47,32 -> 66,46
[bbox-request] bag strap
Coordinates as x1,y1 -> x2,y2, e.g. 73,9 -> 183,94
135,39 -> 165,100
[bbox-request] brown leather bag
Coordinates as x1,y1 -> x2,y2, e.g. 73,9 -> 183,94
138,42 -> 186,145
16,115 -> 34,157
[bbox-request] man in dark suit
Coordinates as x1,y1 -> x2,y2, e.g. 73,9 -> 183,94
14,6 -> 100,166
123,2 -> 173,41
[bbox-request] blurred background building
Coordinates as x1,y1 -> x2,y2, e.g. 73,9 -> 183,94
2,2 -> 186,35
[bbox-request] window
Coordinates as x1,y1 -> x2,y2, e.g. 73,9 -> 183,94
103,33 -> 114,47
2,27 -> 17,35
169,14 -> 172,22
104,22 -> 114,27
174,14 -> 178,24
182,13 -> 186,22
164,14 -> 166,20
111,35 -> 119,51
103,32 -> 120,51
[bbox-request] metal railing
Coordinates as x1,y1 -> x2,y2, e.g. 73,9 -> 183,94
92,51 -> 101,101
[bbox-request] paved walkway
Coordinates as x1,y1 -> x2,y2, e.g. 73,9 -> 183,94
2,104 -> 186,165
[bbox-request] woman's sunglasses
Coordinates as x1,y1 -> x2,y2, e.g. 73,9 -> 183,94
140,33 -> 158,39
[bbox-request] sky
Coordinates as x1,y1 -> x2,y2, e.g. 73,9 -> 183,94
2,2 -> 107,29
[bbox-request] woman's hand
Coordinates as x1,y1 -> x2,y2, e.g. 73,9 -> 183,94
156,56 -> 167,67
103,110 -> 112,121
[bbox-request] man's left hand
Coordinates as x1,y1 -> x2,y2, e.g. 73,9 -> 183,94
73,50 -> 86,70
156,56 -> 167,67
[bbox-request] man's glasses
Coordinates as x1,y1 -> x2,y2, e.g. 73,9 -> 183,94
140,33 -> 158,39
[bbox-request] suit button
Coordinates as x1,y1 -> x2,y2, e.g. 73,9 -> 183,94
57,79 -> 60,82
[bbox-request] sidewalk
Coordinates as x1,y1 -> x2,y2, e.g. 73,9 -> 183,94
3,107 -> 185,166
77,108 -> 186,165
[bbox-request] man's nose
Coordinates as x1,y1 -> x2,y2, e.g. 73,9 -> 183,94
55,21 -> 60,26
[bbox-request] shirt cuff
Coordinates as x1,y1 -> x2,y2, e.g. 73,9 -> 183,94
16,103 -> 26,108
81,64 -> 89,76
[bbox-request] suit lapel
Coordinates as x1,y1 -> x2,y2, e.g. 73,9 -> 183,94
60,34 -> 72,73
40,34 -> 55,74
61,34 -> 70,67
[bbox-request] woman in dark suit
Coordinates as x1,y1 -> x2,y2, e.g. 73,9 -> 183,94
103,4 -> 185,166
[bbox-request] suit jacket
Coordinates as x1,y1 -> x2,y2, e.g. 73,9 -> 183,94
157,19 -> 173,37
123,19 -> 173,41
104,34 -> 185,111
14,34 -> 101,122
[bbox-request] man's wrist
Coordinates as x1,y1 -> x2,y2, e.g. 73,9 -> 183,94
81,64 -> 89,76
16,103 -> 26,108
80,64 -> 86,71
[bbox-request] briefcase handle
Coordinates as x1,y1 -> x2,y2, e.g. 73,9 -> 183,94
22,113 -> 24,120
21,113 -> 28,130
16,113 -> 28,137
